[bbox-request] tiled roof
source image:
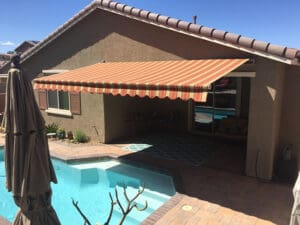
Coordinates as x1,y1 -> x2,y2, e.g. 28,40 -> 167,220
20,0 -> 300,65
0,59 -> 9,69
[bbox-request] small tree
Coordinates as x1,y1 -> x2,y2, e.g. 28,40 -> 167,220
72,183 -> 148,225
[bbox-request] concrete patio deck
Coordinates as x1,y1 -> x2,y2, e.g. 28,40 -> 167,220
0,135 -> 293,225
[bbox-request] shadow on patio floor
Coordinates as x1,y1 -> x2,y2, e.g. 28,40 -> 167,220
114,132 -> 293,225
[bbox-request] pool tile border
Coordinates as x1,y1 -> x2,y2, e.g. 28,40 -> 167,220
140,193 -> 184,225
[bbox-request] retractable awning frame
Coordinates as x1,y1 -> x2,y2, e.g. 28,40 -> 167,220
34,59 -> 248,102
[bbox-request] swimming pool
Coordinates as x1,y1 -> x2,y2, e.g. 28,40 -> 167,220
0,147 -> 175,224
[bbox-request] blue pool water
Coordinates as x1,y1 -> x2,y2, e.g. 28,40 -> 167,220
0,147 -> 175,224
195,106 -> 236,124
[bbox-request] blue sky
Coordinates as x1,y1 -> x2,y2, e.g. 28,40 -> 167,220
0,0 -> 299,53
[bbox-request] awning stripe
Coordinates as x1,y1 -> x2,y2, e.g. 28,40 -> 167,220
34,59 -> 248,102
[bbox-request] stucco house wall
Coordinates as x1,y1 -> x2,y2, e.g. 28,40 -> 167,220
280,66 -> 300,169
246,57 -> 285,180
42,93 -> 105,142
103,95 -> 189,143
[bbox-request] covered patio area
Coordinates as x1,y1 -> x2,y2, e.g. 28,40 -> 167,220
113,132 -> 246,175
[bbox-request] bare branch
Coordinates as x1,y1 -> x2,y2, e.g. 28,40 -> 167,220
135,200 -> 148,211
122,183 -> 130,203
115,187 -> 125,214
72,183 -> 148,225
117,184 -> 148,225
71,198 -> 92,225
130,184 -> 145,203
104,193 -> 117,225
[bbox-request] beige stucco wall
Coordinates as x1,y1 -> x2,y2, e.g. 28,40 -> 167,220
246,57 -> 285,180
104,95 -> 188,143
41,93 -> 105,142
280,65 -> 300,168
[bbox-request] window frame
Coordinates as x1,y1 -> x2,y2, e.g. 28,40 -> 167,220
45,90 -> 72,116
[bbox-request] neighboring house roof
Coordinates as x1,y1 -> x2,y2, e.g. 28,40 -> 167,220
0,54 -> 11,69
15,40 -> 39,54
0,41 -> 39,70
0,61 -> 8,68
15,0 -> 300,66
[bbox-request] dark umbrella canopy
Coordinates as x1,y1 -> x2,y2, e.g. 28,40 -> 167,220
4,56 -> 61,225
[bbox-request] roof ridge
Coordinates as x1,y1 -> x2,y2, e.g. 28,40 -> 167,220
16,0 -> 300,66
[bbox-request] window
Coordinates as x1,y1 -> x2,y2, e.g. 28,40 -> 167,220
194,77 -> 250,137
48,90 -> 70,110
37,89 -> 81,116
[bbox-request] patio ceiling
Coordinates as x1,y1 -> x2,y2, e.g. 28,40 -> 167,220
34,59 -> 248,102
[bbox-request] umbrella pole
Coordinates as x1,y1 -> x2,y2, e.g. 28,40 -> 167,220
0,113 -> 4,130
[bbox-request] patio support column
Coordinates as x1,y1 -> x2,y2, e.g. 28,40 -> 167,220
246,58 -> 285,180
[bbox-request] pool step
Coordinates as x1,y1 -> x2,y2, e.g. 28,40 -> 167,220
112,210 -> 142,224
111,185 -> 169,221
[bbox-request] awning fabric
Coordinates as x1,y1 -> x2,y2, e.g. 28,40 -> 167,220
34,59 -> 248,102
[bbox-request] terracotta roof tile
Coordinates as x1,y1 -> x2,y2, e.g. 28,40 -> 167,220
148,12 -> 160,22
17,0 -> 300,66
108,1 -> 117,8
140,10 -> 151,19
238,36 -> 255,48
188,24 -> 202,33
101,0 -> 111,7
123,5 -> 133,14
267,45 -> 286,56
224,33 -> 241,44
200,27 -> 214,37
252,40 -> 269,52
285,48 -> 299,59
212,30 -> 227,40
131,8 -> 142,17
178,21 -> 191,30
167,18 -> 180,28
157,15 -> 169,25
115,3 -> 126,11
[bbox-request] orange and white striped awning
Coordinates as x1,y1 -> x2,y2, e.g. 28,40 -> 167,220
34,59 -> 248,102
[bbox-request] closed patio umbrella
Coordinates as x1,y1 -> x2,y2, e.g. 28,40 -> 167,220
4,55 -> 61,225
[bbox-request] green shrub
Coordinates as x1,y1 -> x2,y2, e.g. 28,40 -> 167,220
74,129 -> 89,143
56,127 -> 66,140
46,123 -> 59,134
